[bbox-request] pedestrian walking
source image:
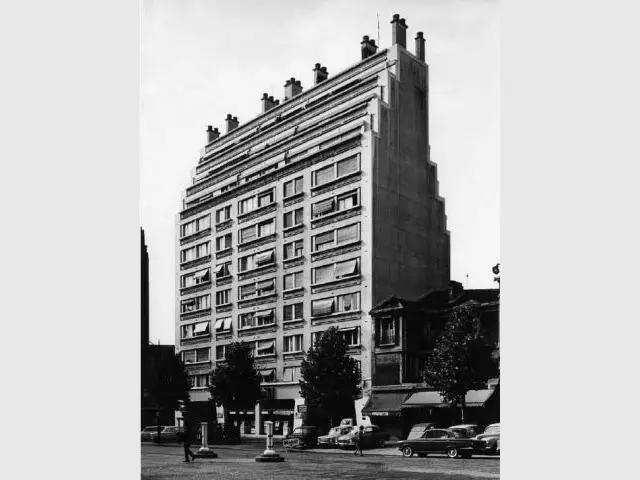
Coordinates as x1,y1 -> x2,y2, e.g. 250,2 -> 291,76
354,425 -> 364,456
181,424 -> 197,463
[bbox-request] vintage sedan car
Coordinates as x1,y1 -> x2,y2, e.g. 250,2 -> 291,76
149,426 -> 184,443
406,422 -> 437,440
337,425 -> 390,449
397,428 -> 483,458
318,425 -> 353,448
473,423 -> 500,454
448,424 -> 482,438
141,426 -> 159,442
282,426 -> 319,449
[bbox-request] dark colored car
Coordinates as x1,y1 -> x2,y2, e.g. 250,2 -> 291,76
282,426 -> 319,449
397,428 -> 483,459
337,425 -> 390,449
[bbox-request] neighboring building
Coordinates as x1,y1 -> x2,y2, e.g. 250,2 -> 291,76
175,14 -> 450,437
363,282 -> 500,439
142,344 -> 179,429
141,227 -> 150,350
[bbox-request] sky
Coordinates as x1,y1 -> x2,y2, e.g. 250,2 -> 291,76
141,0 -> 500,345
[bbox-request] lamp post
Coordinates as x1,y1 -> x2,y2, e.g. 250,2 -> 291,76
195,421 -> 218,458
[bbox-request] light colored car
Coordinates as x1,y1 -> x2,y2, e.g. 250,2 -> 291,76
473,423 -> 500,454
141,426 -> 159,441
318,426 -> 353,447
337,425 -> 390,449
148,426 -> 184,443
448,424 -> 482,438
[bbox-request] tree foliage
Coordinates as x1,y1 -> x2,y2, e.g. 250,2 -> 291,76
299,327 -> 362,426
423,303 -> 498,419
208,342 -> 262,413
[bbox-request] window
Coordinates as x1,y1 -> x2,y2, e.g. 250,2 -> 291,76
312,259 -> 359,284
341,327 -> 360,347
283,366 -> 301,382
312,189 -> 360,218
239,309 -> 275,329
336,156 -> 359,177
283,208 -> 303,228
260,369 -> 276,383
214,317 -> 232,333
181,215 -> 211,237
239,196 -> 255,214
216,344 -> 227,360
284,334 -> 303,353
215,205 -> 231,224
181,294 -> 210,313
216,233 -> 232,251
215,289 -> 230,306
313,164 -> 335,186
311,292 -> 360,317
189,374 -> 209,388
181,268 -> 210,288
283,271 -> 303,290
239,278 -> 275,300
255,339 -> 276,357
284,177 -> 303,198
182,347 -> 210,364
181,321 -> 210,339
284,240 -> 304,260
239,225 -> 256,244
215,262 -> 231,278
283,302 -> 303,322
312,155 -> 360,187
379,317 -> 396,345
180,242 -> 210,262
258,219 -> 275,237
238,249 -> 275,272
258,189 -> 275,207
312,223 -> 360,252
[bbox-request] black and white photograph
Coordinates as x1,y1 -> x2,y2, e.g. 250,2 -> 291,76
141,1 -> 499,478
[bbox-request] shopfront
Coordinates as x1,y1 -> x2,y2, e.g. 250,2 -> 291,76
259,399 -> 295,436
228,410 -> 256,435
361,391 -> 410,440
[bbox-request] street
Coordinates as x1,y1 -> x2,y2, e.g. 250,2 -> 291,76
142,442 -> 500,480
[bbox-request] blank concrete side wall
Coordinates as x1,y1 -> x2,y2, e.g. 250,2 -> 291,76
372,47 -> 450,303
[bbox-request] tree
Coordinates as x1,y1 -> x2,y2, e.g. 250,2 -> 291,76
299,327 -> 362,428
144,348 -> 191,442
208,342 -> 262,439
423,303 -> 498,423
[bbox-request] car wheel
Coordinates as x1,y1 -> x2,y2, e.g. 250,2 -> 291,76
446,447 -> 459,458
402,446 -> 414,457
379,439 -> 386,448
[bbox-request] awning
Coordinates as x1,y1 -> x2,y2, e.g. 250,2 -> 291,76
194,322 -> 209,334
223,317 -> 232,330
313,299 -> 334,316
257,341 -> 275,352
256,279 -> 275,291
361,392 -> 408,416
335,259 -> 358,278
255,310 -> 273,320
255,250 -> 274,266
260,369 -> 274,377
313,199 -> 335,216
194,269 -> 209,279
215,264 -> 225,275
214,319 -> 224,331
403,390 -> 495,409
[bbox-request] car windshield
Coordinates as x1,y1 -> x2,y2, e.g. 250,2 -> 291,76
329,428 -> 341,435
485,425 -> 500,434
450,430 -> 464,438
142,427 -> 157,432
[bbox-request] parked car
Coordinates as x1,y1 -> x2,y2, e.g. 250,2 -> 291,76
282,426 -> 319,449
406,422 -> 437,440
397,428 -> 483,459
149,426 -> 184,443
473,423 -> 500,454
448,424 -> 482,438
141,426 -> 159,442
318,425 -> 353,448
337,425 -> 390,449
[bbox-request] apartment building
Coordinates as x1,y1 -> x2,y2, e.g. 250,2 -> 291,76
175,14 -> 450,437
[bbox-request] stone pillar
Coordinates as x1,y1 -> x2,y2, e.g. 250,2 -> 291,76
196,422 -> 218,458
255,402 -> 261,436
255,420 -> 285,462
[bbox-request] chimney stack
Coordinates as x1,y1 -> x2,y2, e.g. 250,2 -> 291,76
390,14 -> 408,48
284,77 -> 303,100
313,63 -> 329,85
261,93 -> 279,113
415,32 -> 425,62
360,36 -> 378,60
206,125 -> 220,143
225,114 -> 239,133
